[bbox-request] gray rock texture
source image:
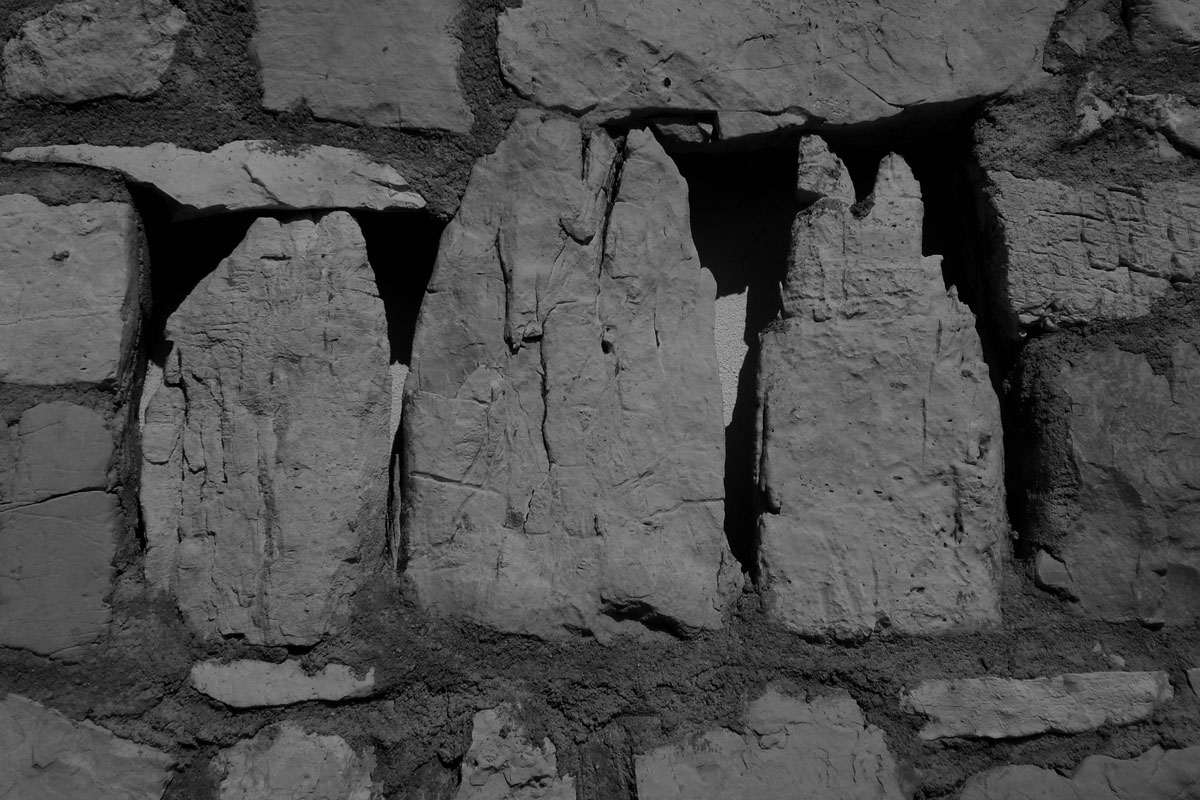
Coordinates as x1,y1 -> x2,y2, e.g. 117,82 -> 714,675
403,110 -> 738,639
756,153 -> 1005,638
0,402 -> 112,505
252,0 -> 472,133
1127,0 -> 1200,53
903,671 -> 1173,740
3,0 -> 187,102
191,659 -> 375,708
3,141 -> 425,218
0,693 -> 175,799
0,193 -> 139,385
457,705 -> 576,800
497,0 -> 1063,136
981,171 -> 1200,331
140,212 -> 390,646
960,745 -> 1200,800
215,722 -> 378,800
635,688 -> 904,800
1020,342 -> 1200,625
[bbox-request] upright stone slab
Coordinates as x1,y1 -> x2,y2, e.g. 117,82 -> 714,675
403,110 -> 737,639
252,0 -> 472,133
140,212 -> 389,646
756,154 -> 1005,637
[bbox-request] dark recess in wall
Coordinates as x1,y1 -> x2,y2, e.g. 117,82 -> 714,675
671,146 -> 799,573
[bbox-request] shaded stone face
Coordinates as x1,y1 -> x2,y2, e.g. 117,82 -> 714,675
960,745 -> 1200,800
2,0 -> 187,103
252,0 -> 473,133
0,194 -> 139,385
497,0 -> 1064,137
214,723 -> 377,800
756,151 -> 1006,638
635,688 -> 905,800
140,211 -> 390,646
402,110 -> 739,640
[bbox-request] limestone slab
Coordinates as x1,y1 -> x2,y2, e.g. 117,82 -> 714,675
756,153 -> 1005,638
497,0 -> 1063,136
457,704 -> 576,800
403,110 -> 738,639
1128,0 -> 1200,53
215,722 -> 377,800
3,141 -> 425,218
903,671 -> 1173,740
0,194 -> 139,385
252,0 -> 472,133
140,212 -> 389,646
0,402 -> 111,508
635,688 -> 904,800
3,0 -> 186,102
983,171 -> 1200,331
0,693 -> 174,800
960,745 -> 1200,800
191,659 -> 375,708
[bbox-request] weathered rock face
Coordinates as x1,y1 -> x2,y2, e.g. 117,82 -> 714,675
0,194 -> 139,385
1128,0 -> 1200,53
2,0 -> 186,103
756,152 -> 1005,638
403,110 -> 738,639
903,671 -> 1173,739
140,211 -> 390,646
252,0 -> 472,133
191,659 -> 375,708
0,402 -> 117,657
497,0 -> 1063,137
0,693 -> 175,800
981,171 -> 1200,332
635,688 -> 905,800
3,141 -> 425,218
457,705 -> 576,800
960,745 -> 1200,800
215,722 -> 378,800
1018,341 -> 1200,626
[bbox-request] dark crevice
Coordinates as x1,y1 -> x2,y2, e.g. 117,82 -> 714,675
672,147 -> 800,574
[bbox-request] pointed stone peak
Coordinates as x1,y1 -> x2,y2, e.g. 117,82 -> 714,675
871,153 -> 922,205
797,136 -> 855,206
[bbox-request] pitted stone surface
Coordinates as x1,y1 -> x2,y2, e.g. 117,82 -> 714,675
903,671 -> 1173,739
140,212 -> 390,646
0,402 -> 111,507
635,688 -> 904,800
191,659 -> 375,708
756,153 -> 1005,638
403,110 -> 738,639
2,0 -> 186,102
0,194 -> 139,385
1023,342 -> 1200,626
983,171 -> 1200,331
960,745 -> 1200,799
497,0 -> 1063,136
1128,0 -> 1200,53
215,722 -> 378,800
252,0 -> 472,133
0,693 -> 175,799
3,141 -> 425,218
456,704 -> 576,800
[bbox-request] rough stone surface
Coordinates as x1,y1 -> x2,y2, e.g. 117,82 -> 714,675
0,194 -> 139,385
140,211 -> 390,646
1023,343 -> 1200,625
214,722 -> 378,800
0,402 -> 112,507
796,136 -> 855,206
1056,0 -> 1118,56
982,171 -> 1200,331
1188,668 -> 1199,697
191,659 -> 375,708
756,154 -> 1006,638
1034,550 -> 1076,600
714,290 -> 747,427
403,110 -> 738,639
903,671 -> 1173,740
635,688 -> 904,800
3,141 -> 425,218
0,693 -> 175,800
457,704 -> 576,800
960,745 -> 1200,800
2,0 -> 187,103
497,0 -> 1063,135
1128,0 -> 1200,53
253,0 -> 472,133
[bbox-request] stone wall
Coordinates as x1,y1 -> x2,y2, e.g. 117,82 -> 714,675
0,1 -> 1198,798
